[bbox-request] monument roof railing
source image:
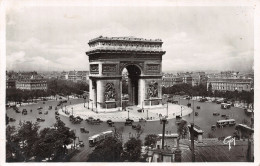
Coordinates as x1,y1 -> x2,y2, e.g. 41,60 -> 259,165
87,45 -> 164,52
88,36 -> 163,44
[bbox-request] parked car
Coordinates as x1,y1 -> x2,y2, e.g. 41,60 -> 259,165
125,119 -> 133,126
139,118 -> 146,122
137,109 -> 143,113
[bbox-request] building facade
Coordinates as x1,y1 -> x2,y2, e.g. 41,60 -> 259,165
207,78 -> 253,92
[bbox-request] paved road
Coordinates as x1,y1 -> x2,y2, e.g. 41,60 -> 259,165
6,97 -> 252,162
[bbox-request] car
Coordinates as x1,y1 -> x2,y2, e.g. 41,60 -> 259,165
48,106 -> 52,110
132,124 -> 141,130
79,140 -> 84,147
43,98 -> 47,101
37,117 -> 45,122
37,107 -> 43,110
107,119 -> 113,124
211,125 -> 217,130
187,103 -> 191,107
107,121 -> 114,127
15,109 -> 21,113
44,111 -> 48,115
22,109 -> 27,115
199,98 -> 207,102
213,112 -> 220,116
125,119 -> 133,126
55,111 -> 59,115
137,109 -> 143,113
186,96 -> 191,100
80,127 -> 89,133
38,110 -> 42,114
197,106 -> 200,109
9,117 -> 16,122
195,112 -> 199,116
221,114 -> 226,117
139,118 -> 146,122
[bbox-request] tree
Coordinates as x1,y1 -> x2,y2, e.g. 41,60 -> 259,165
121,137 -> 142,162
144,134 -> 158,147
177,120 -> 189,144
32,119 -> 76,161
16,121 -> 40,161
87,136 -> 123,162
6,126 -> 21,162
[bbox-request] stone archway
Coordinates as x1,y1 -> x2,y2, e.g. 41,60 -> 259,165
86,36 -> 166,112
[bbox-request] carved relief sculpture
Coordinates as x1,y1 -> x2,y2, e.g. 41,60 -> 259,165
104,83 -> 116,101
90,64 -> 99,74
147,81 -> 158,98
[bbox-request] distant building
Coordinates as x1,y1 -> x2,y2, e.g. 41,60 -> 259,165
60,70 -> 89,82
14,72 -> 47,91
6,79 -> 16,89
162,75 -> 182,87
207,78 -> 253,92
191,72 -> 207,86
177,72 -> 192,85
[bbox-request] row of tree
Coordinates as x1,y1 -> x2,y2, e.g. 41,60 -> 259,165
163,83 -> 254,105
6,79 -> 89,104
6,120 -> 76,162
87,120 -> 190,162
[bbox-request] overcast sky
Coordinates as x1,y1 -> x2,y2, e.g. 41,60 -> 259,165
6,6 -> 254,72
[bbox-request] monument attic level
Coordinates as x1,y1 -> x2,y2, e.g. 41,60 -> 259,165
86,36 -> 166,112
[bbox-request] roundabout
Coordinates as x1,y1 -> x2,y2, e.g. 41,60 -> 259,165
58,103 -> 193,122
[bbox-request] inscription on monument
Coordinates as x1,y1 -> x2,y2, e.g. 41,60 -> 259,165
90,64 -> 99,74
102,64 -> 117,73
146,64 -> 160,73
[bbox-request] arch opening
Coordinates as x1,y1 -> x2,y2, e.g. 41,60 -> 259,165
121,64 -> 141,107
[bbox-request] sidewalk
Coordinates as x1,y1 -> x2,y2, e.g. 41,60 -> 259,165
58,103 -> 193,122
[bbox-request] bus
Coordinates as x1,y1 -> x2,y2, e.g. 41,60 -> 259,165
88,130 -> 113,147
216,119 -> 236,127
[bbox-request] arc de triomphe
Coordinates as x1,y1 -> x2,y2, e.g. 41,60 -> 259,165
86,36 -> 166,112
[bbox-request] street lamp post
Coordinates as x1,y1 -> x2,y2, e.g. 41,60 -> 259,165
128,110 -> 129,119
166,101 -> 168,117
161,117 -> 167,149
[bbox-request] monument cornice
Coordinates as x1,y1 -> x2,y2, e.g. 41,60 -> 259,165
86,49 -> 166,56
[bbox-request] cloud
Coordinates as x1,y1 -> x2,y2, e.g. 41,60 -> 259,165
6,6 -> 254,72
